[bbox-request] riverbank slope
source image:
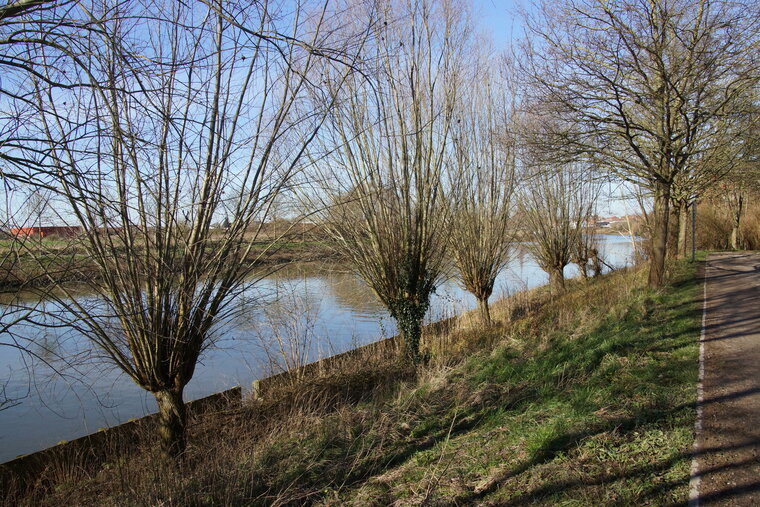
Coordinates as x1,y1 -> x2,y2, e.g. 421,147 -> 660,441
13,259 -> 700,505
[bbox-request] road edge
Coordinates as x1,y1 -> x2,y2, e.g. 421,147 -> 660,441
688,257 -> 708,507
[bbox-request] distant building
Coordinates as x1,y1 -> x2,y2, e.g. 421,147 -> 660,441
590,215 -> 638,229
10,226 -> 82,238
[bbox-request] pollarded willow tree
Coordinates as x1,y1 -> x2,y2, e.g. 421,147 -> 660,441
523,0 -> 760,287
6,0 -> 362,459
571,222 -> 602,279
311,0 -> 469,361
448,51 -> 517,326
518,162 -> 600,293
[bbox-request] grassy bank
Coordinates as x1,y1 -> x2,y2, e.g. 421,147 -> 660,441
14,259 -> 701,505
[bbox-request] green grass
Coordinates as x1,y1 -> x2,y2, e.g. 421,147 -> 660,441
319,260 -> 698,505
395,260 -> 699,505
21,259 -> 701,506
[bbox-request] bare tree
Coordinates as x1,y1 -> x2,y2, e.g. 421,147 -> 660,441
571,225 -> 602,279
7,0 -> 361,460
728,101 -> 759,250
523,0 -> 760,287
311,0 -> 468,361
0,0 -> 95,385
0,185 -> 77,411
715,118 -> 760,250
518,162 -> 599,292
448,51 -> 517,325
669,174 -> 700,259
669,107 -> 754,258
0,1 -> 103,187
0,0 -> 65,21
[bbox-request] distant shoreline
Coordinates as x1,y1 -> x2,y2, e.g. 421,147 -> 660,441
0,239 -> 345,293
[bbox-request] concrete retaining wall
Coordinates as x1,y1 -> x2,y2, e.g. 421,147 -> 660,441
253,314 -> 458,398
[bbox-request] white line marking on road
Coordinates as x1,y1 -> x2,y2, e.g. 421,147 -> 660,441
688,261 -> 708,507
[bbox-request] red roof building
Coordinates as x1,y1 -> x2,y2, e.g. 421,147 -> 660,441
10,226 -> 82,238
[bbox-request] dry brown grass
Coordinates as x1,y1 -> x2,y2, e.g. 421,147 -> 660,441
6,266 -> 659,506
696,193 -> 760,251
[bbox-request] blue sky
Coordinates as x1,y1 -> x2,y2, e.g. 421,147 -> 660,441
472,0 -> 529,49
469,1 -> 641,217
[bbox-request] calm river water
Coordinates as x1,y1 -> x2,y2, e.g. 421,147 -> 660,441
0,235 -> 637,462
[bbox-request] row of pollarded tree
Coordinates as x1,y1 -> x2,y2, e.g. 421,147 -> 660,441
307,0 -> 759,363
524,0 -> 759,284
0,0 -> 757,463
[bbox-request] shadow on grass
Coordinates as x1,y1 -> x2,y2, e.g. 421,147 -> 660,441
32,263 -> 701,506
325,281 -> 700,503
457,399 -> 694,503
441,265 -> 702,503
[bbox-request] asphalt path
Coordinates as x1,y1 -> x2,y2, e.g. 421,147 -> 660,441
690,252 -> 760,506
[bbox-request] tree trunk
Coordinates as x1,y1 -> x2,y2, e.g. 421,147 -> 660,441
648,181 -> 670,288
677,202 -> 688,259
549,266 -> 565,293
668,202 -> 681,259
575,258 -> 589,280
477,297 -> 492,326
730,226 -> 739,250
154,388 -> 187,461
590,249 -> 602,277
390,295 -> 428,364
399,319 -> 423,363
731,194 -> 743,250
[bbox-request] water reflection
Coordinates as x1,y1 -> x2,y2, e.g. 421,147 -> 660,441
0,234 -> 636,462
